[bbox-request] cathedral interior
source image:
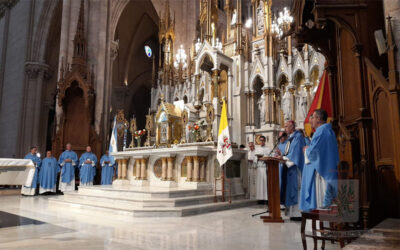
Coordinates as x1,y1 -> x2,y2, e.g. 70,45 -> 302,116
0,0 -> 399,249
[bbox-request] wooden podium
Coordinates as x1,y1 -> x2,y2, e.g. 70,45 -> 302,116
259,156 -> 284,223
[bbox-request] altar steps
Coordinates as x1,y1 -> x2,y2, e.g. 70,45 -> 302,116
47,185 -> 256,217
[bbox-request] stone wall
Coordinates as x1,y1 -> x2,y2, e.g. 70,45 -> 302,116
0,1 -> 30,157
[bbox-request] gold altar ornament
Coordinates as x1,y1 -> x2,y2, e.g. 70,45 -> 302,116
129,117 -> 137,148
155,99 -> 182,147
205,103 -> 214,142
116,110 -> 128,139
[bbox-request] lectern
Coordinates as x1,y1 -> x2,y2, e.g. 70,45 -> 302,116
259,156 -> 284,223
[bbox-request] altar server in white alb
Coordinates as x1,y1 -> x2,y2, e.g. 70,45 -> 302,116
247,142 -> 257,199
58,143 -> 78,192
22,146 -> 42,195
254,136 -> 271,202
39,151 -> 60,194
79,146 -> 98,186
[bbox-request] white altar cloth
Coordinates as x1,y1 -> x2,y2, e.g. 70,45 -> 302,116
0,158 -> 35,186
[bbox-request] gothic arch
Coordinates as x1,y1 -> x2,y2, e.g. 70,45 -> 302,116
30,0 -> 62,63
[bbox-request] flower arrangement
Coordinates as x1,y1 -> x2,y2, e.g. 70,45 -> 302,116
188,123 -> 200,134
134,129 -> 146,139
188,121 -> 204,142
134,129 -> 146,147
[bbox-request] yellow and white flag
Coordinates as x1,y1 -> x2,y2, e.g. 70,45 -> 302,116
217,100 -> 233,166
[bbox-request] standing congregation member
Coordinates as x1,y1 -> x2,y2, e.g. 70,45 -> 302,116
247,142 -> 257,199
300,109 -> 339,211
22,146 -> 42,196
79,146 -> 97,186
59,143 -> 78,192
100,150 -> 115,185
254,136 -> 270,203
39,151 -> 60,194
280,121 -> 305,220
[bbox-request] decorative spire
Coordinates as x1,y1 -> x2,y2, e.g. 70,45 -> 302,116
72,0 -> 88,76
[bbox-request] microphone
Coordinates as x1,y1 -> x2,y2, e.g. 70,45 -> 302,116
277,132 -> 287,140
267,132 -> 287,156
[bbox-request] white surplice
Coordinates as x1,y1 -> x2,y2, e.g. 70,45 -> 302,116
255,145 -> 271,200
247,149 -> 257,199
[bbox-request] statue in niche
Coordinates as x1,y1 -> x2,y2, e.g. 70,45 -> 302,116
282,91 -> 292,121
256,3 -> 264,36
257,93 -> 266,124
300,89 -> 308,120
231,9 -> 237,25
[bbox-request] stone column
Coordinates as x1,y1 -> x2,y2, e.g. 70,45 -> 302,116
305,84 -> 312,111
161,157 -> 167,180
250,92 -> 255,126
245,93 -> 250,126
135,159 -> 141,179
289,87 -> 296,121
193,156 -> 200,182
117,159 -> 122,179
140,158 -> 147,180
272,89 -> 277,124
186,156 -> 193,181
195,74 -> 201,102
200,157 -> 207,182
264,88 -> 270,124
121,158 -> 128,179
167,157 -> 174,181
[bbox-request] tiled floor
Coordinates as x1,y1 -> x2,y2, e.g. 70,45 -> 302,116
0,195 -> 340,250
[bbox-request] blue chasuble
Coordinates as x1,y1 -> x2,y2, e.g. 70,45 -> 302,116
100,154 -> 115,185
58,150 -> 78,183
300,123 -> 339,211
79,152 -> 97,184
277,140 -> 288,190
24,153 -> 42,188
283,131 -> 306,207
39,157 -> 60,189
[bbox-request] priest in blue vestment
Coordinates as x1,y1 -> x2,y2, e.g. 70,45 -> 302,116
79,146 -> 97,186
22,146 -> 42,196
58,143 -> 78,192
100,150 -> 115,185
300,109 -> 339,212
39,151 -> 60,194
280,121 -> 305,220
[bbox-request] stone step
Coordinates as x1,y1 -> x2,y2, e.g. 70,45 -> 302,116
62,191 -> 244,208
76,185 -> 214,199
47,195 -> 256,217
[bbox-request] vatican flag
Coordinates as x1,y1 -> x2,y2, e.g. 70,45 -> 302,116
217,100 -> 233,166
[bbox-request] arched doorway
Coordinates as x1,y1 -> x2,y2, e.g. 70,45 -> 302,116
111,0 -> 159,143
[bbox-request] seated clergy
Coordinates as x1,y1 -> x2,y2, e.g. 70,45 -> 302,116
300,109 -> 339,211
58,143 -> 78,192
100,150 -> 116,185
79,146 -> 97,186
39,151 -> 60,194
22,146 -> 42,196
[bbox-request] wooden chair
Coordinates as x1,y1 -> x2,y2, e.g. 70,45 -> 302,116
301,210 -> 358,249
